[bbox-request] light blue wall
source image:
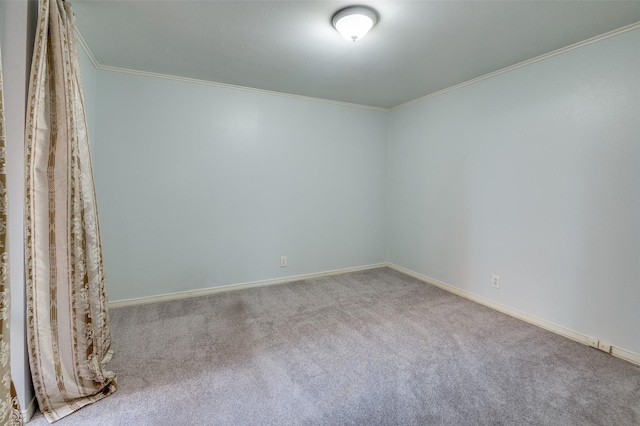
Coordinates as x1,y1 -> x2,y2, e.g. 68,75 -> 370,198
388,28 -> 640,354
82,26 -> 639,356
94,71 -> 388,301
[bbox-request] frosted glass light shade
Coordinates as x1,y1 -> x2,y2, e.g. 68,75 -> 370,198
332,6 -> 378,42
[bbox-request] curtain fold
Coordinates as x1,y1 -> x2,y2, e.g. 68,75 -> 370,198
0,47 -> 25,426
25,0 -> 116,422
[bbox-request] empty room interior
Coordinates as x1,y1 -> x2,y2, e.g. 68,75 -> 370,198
2,0 -> 640,424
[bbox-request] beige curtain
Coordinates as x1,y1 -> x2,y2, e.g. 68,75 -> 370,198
25,0 -> 116,422
0,47 -> 24,426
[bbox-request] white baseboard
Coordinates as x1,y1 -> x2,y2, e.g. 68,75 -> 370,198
107,261 -> 640,367
611,346 -> 640,366
109,263 -> 388,309
388,263 -> 640,367
23,396 -> 36,423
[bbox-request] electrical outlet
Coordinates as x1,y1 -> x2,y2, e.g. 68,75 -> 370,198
280,256 -> 287,267
492,274 -> 500,289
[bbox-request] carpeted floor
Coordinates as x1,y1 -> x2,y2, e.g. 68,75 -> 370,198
29,268 -> 640,425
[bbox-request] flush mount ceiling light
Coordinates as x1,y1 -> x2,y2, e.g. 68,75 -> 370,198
332,6 -> 378,42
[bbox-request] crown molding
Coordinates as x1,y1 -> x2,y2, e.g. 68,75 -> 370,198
75,20 -> 640,113
75,28 -> 99,69
390,21 -> 640,111
73,29 -> 387,112
97,65 -> 390,111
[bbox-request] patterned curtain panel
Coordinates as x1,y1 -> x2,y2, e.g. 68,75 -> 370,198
25,0 -> 117,422
0,47 -> 24,426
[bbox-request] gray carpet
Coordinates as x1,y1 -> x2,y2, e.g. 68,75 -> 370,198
29,268 -> 640,425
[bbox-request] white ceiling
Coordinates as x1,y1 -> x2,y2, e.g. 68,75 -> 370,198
73,1 -> 640,109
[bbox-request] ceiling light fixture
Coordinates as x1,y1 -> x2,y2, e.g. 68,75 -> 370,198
332,6 -> 378,42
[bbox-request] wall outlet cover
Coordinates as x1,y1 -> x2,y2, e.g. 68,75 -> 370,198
492,274 -> 500,289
